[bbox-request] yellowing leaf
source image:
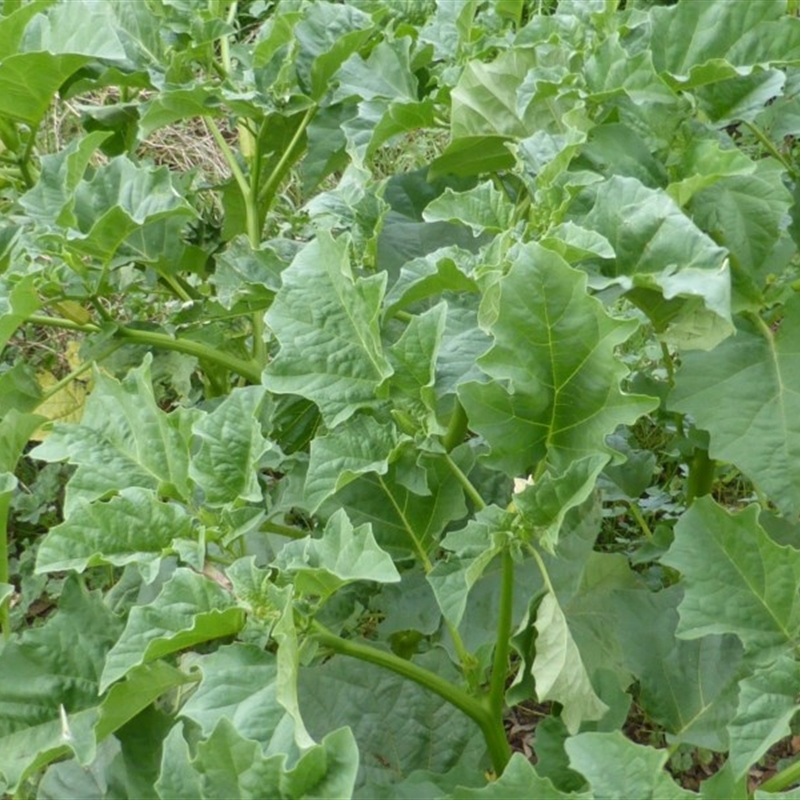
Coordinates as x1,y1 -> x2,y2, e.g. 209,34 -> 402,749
31,369 -> 89,441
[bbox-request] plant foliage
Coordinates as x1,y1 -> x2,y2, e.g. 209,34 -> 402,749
2,0 -> 800,797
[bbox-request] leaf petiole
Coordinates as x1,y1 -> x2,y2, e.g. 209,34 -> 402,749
310,620 -> 511,774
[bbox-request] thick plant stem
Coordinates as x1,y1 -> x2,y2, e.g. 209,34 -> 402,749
741,120 -> 799,180
686,447 -> 715,505
258,104 -> 316,209
444,453 -> 486,511
759,756 -> 800,793
206,117 -> 260,246
27,315 -> 262,383
488,547 -> 514,720
0,491 -> 11,641
259,519 -> 308,539
442,400 -> 468,452
311,621 -> 511,775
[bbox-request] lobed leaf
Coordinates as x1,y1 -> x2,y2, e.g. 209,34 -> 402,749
669,298 -> 800,517
458,242 -> 656,477
662,497 -> 800,656
273,509 -> 401,601
263,232 -> 393,427
190,386 -> 274,507
35,487 -> 195,577
31,358 -> 198,514
100,568 -> 244,691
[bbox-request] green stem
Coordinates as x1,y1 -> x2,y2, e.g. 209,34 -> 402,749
442,400 -> 468,452
17,119 -> 39,188
376,471 -> 476,679
257,104 -> 316,209
685,447 -> 715,505
311,621 -> 511,775
89,297 -> 113,323
158,272 -> 194,303
206,117 -> 260,245
219,1 -> 237,74
488,547 -> 514,720
741,119 -> 799,179
529,544 -> 555,595
660,342 -> 675,385
660,342 -> 688,438
759,755 -> 800,793
627,500 -> 653,541
0,491 -> 11,641
27,314 -> 262,383
251,312 -> 266,366
443,452 -> 486,511
259,519 -> 308,539
36,343 -> 122,405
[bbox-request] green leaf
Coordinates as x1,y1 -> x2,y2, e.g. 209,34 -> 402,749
449,754 -> 583,799
334,452 -> 468,559
450,49 -> 537,140
34,487 -> 195,577
66,156 -> 196,263
565,731 -> 696,799
0,1 -> 127,125
298,649 -> 486,792
190,386 -> 273,507
178,643 -> 296,753
539,223 -> 615,264
96,660 -> 192,743
263,232 -> 393,427
36,737 -> 120,800
422,181 -> 514,236
584,33 -> 676,106
18,130 -> 111,223
0,576 -> 123,793
137,83 -> 225,140
211,236 -> 295,311
0,274 -> 40,353
574,176 -> 733,348
649,0 -> 800,88
304,415 -> 398,513
514,454 -> 609,552
100,568 -> 244,692
666,137 -> 756,207
572,124 -> 667,189
155,724 -> 203,800
31,357 -> 198,514
161,719 -> 359,800
384,249 -> 479,319
427,505 -> 512,629
273,509 -> 401,600
531,591 -> 608,735
668,299 -> 800,517
727,653 -> 800,778
458,243 -> 656,477
696,69 -> 787,126
293,0 -> 374,101
662,497 -> 800,656
688,161 -> 793,305
334,37 -> 419,104
429,136 -> 515,180
267,581 -> 316,750
388,302 -> 448,432
613,586 -> 742,751
0,408 -> 44,473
